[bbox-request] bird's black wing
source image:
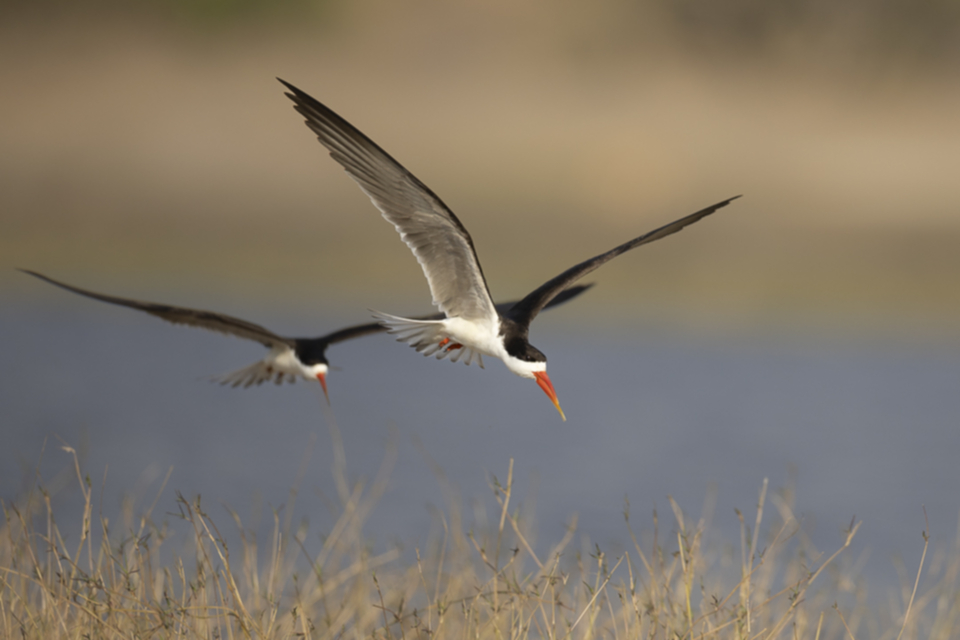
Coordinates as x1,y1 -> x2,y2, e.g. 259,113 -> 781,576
313,321 -> 391,346
21,270 -> 292,349
280,79 -> 498,323
494,283 -> 594,316
505,197 -> 739,328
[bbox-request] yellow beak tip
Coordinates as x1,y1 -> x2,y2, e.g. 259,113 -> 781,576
554,403 -> 566,421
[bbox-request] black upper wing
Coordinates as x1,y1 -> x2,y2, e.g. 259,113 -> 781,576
312,321 -> 390,346
21,270 -> 293,349
504,197 -> 739,328
494,282 -> 594,316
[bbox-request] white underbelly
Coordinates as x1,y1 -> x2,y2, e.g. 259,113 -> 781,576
442,316 -> 507,359
268,347 -> 309,376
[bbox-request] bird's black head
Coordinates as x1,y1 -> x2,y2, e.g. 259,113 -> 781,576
501,319 -> 563,419
500,317 -> 546,364
293,339 -> 330,366
293,339 -> 332,402
504,335 -> 547,364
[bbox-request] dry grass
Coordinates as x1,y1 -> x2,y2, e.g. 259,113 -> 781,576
3,429 -> 960,639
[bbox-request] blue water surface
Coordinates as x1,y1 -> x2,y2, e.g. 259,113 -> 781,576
2,295 -> 958,596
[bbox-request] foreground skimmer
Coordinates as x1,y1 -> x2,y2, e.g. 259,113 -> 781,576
281,79 -> 739,419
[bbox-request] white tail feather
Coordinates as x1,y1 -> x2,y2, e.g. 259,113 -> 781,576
373,311 -> 445,347
373,310 -> 485,368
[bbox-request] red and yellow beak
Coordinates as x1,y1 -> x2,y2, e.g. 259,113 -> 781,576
534,371 -> 565,421
316,372 -> 329,404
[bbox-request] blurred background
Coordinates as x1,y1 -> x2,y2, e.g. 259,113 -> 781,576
2,0 -> 959,597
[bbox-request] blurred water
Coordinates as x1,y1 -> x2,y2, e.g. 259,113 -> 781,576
2,296 -> 958,594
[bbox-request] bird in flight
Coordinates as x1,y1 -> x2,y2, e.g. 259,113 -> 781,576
21,269 -> 590,402
280,79 -> 739,419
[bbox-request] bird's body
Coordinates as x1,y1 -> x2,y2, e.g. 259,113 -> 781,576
281,79 -> 739,419
215,341 -> 330,389
372,311 -> 547,379
21,269 -> 589,400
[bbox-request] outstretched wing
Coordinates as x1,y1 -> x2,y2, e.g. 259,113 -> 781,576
281,79 -> 497,324
505,197 -> 740,328
494,283 -> 594,316
21,270 -> 292,349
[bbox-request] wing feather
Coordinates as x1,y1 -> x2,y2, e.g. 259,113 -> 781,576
506,197 -> 740,328
280,79 -> 497,322
20,270 -> 292,349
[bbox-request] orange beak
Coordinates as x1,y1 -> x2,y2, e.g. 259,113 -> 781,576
316,372 -> 329,404
534,371 -> 566,421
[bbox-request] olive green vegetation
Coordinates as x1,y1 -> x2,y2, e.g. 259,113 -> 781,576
3,442 -> 958,639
